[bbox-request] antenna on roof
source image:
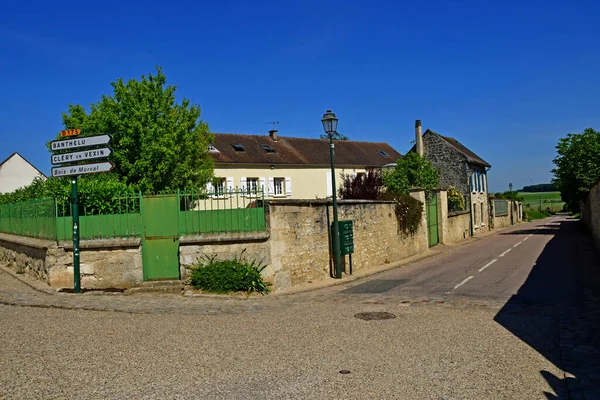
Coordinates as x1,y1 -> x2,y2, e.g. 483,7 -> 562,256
265,121 -> 279,127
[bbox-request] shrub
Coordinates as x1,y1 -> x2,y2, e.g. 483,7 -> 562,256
189,253 -> 270,294
447,186 -> 466,212
382,193 -> 423,235
338,170 -> 385,200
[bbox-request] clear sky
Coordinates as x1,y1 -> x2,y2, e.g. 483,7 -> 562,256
1,0 -> 599,192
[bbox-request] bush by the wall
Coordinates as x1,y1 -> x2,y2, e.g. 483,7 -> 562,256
393,194 -> 423,235
447,186 -> 466,212
189,253 -> 270,294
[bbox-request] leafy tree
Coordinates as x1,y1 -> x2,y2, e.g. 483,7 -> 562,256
60,67 -> 214,192
447,186 -> 466,211
519,183 -> 556,192
338,170 -> 385,200
382,152 -> 440,194
552,128 -> 600,209
320,132 -> 349,140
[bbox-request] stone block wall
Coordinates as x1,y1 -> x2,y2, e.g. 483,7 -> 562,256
490,200 -> 522,229
422,133 -> 470,196
268,198 -> 428,290
583,182 -> 600,251
445,211 -> 471,244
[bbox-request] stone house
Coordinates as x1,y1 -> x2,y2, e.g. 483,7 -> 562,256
209,130 -> 402,199
0,152 -> 46,194
413,121 -> 491,234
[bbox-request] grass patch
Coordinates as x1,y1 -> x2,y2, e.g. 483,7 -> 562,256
519,191 -> 565,213
189,253 -> 270,295
525,210 -> 552,221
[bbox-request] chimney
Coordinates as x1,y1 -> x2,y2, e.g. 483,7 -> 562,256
415,120 -> 424,156
269,129 -> 278,141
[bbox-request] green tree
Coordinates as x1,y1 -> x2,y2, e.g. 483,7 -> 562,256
552,128 -> 600,209
60,67 -> 214,192
320,132 -> 349,140
382,152 -> 440,194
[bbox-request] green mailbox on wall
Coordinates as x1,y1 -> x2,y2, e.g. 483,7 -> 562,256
337,220 -> 354,255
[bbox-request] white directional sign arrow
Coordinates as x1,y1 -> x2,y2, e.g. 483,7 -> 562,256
51,147 -> 112,165
50,134 -> 111,152
51,161 -> 114,178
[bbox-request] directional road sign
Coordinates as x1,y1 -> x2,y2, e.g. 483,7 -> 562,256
51,147 -> 112,165
51,161 -> 114,178
50,134 -> 111,152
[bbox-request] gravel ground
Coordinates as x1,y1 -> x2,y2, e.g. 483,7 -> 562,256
0,299 -> 566,399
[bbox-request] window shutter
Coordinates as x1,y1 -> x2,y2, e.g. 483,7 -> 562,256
475,171 -> 480,192
267,177 -> 275,196
326,172 -> 332,197
259,177 -> 266,196
285,177 -> 292,196
226,177 -> 234,197
240,177 -> 247,197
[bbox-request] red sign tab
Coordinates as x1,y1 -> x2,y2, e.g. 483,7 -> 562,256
60,129 -> 81,137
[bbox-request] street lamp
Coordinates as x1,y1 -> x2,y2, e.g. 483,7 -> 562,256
321,110 -> 342,279
509,183 -> 513,193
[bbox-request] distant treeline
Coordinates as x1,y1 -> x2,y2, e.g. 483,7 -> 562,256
519,184 -> 557,192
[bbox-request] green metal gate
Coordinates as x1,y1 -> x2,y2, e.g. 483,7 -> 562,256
142,195 -> 180,280
426,193 -> 439,247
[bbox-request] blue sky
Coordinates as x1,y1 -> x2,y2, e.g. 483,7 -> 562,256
1,0 -> 599,192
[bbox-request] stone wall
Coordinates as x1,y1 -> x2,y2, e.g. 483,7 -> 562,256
422,133 -> 470,196
0,234 -> 143,289
178,232 -> 270,282
490,200 -> 522,229
445,211 -> 471,244
268,197 -> 428,290
470,191 -> 490,234
583,182 -> 600,251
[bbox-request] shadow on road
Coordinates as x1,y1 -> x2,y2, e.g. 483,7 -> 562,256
494,219 -> 600,399
499,227 -> 560,235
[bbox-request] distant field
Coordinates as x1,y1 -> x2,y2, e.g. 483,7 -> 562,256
519,191 -> 565,212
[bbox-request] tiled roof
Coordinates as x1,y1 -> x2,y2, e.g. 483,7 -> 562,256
426,130 -> 491,168
210,133 -> 402,167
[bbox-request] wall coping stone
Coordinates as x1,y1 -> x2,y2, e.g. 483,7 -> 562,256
0,233 -> 56,250
180,231 -> 270,245
60,238 -> 141,250
448,210 -> 471,217
265,199 -> 395,206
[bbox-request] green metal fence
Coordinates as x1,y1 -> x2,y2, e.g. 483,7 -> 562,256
56,192 -> 142,240
179,187 -> 265,235
0,187 -> 266,241
0,198 -> 57,240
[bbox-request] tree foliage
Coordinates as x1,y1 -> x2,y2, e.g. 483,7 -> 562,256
382,152 -> 440,194
447,186 -> 466,212
61,67 -> 214,192
552,128 -> 600,209
519,183 -> 556,192
319,132 -> 349,140
338,170 -> 385,200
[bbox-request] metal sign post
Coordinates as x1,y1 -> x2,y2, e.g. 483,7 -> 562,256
51,130 -> 113,293
71,177 -> 81,293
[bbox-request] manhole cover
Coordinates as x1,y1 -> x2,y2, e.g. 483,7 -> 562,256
354,312 -> 396,321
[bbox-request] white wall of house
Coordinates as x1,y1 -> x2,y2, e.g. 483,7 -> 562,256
213,165 -> 369,199
0,154 -> 45,194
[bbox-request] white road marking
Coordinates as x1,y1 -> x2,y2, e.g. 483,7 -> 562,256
523,237 -> 529,241
479,259 -> 497,272
528,234 -> 533,237
453,276 -> 474,290
499,249 -> 511,257
513,242 -> 522,248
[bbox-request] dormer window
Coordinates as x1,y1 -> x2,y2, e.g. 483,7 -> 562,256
260,144 -> 275,153
378,150 -> 389,157
231,144 -> 245,152
208,144 -> 219,152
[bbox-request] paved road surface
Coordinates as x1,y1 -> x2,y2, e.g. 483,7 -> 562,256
1,215 -> 597,399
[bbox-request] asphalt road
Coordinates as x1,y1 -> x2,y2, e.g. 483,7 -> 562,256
1,216 -> 585,399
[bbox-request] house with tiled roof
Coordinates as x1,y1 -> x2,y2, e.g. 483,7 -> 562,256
0,152 -> 46,194
208,130 -> 401,199
412,120 -> 491,233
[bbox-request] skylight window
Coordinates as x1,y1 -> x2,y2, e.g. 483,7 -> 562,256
260,144 -> 275,153
231,144 -> 245,152
378,150 -> 389,157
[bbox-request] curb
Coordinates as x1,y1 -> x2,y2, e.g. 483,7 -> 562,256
0,264 -> 58,295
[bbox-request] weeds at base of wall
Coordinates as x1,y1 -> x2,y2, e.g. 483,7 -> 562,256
188,251 -> 271,295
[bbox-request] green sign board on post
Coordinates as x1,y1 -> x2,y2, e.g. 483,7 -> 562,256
338,220 -> 354,255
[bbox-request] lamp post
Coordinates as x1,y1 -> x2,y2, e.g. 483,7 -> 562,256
509,183 -> 513,193
321,110 -> 343,279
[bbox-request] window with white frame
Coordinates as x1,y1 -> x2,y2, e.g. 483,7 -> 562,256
274,177 -> 284,196
214,178 -> 226,196
246,177 -> 258,195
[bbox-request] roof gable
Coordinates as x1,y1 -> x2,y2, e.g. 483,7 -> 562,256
210,133 -> 402,166
424,129 -> 491,168
0,152 -> 46,177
